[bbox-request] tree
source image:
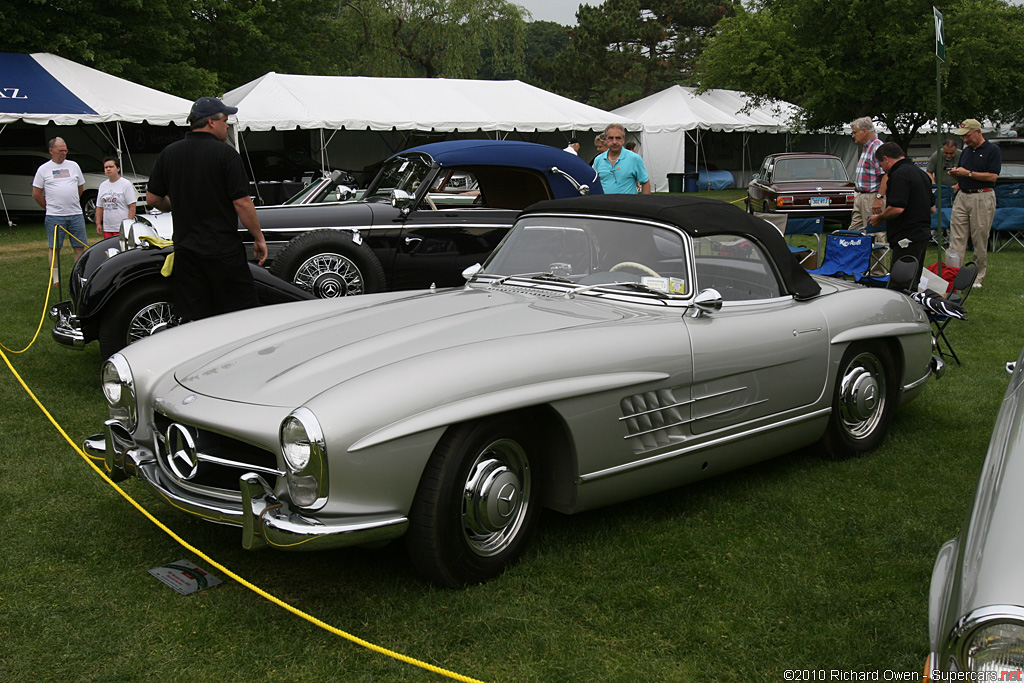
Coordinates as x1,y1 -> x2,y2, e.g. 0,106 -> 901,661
0,0 -> 221,97
697,0 -> 1024,150
537,0 -> 738,110
334,0 -> 527,78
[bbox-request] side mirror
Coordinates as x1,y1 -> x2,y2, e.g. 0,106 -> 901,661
462,263 -> 482,280
336,185 -> 355,200
390,188 -> 413,208
689,288 -> 723,318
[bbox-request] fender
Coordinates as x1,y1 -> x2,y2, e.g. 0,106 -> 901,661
76,247 -> 171,322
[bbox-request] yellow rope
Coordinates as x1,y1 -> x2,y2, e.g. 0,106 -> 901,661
0,262 -> 487,682
0,233 -> 59,354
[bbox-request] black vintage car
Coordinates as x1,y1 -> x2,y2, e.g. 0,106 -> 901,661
50,140 -> 602,357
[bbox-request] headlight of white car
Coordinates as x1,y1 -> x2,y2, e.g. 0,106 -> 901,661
280,407 -> 327,509
101,354 -> 137,430
966,622 -> 1024,674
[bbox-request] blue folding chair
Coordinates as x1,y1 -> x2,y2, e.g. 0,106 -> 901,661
807,232 -> 872,279
784,215 -> 824,266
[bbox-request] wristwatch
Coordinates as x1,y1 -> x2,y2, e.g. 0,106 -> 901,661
875,193 -> 883,199
969,171 -> 973,178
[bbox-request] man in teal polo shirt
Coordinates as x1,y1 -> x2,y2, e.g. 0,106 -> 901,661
593,124 -> 650,194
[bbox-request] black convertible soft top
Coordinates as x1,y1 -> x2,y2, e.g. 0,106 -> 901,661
523,194 -> 822,301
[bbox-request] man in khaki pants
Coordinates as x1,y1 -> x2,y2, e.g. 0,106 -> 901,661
948,119 -> 1001,288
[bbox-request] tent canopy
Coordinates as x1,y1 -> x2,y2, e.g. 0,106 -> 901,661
612,85 -> 800,192
0,52 -> 192,126
222,73 -> 636,133
612,85 -> 797,134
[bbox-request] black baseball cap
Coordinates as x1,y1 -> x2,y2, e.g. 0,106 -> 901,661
189,96 -> 238,122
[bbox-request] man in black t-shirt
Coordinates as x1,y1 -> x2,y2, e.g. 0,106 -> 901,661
146,97 -> 268,320
869,142 -> 935,288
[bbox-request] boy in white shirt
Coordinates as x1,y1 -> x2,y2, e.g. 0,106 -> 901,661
96,156 -> 137,239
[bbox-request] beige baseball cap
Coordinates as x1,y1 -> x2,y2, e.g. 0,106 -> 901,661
955,119 -> 982,135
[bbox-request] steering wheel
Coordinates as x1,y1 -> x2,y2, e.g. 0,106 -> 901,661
610,261 -> 661,278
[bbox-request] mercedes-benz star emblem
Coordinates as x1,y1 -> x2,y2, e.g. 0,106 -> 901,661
166,423 -> 199,480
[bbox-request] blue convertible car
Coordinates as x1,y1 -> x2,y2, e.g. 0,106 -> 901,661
50,140 -> 602,357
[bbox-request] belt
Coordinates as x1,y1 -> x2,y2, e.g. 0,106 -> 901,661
959,188 -> 994,194
855,189 -> 878,194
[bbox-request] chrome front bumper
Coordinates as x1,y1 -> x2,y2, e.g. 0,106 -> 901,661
85,420 -> 409,552
49,300 -> 84,348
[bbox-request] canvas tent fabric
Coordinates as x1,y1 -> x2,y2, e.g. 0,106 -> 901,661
612,85 -> 799,193
222,72 -> 636,133
0,52 -> 192,126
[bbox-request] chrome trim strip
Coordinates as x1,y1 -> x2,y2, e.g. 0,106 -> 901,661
580,407 -> 831,482
624,399 -> 770,439
618,386 -> 743,421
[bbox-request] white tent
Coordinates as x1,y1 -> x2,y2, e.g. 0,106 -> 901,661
0,52 -> 192,127
223,72 -> 635,133
222,73 -> 638,175
612,85 -> 799,192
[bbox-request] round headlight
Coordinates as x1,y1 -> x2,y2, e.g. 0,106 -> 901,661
101,361 -> 122,404
100,354 -> 137,430
280,407 -> 324,473
967,622 -> 1024,674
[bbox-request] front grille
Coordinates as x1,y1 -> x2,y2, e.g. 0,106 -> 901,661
153,411 -> 281,492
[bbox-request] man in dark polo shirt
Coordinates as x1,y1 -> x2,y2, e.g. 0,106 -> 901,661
947,118 -> 1001,287
146,96 -> 268,320
869,142 -> 934,288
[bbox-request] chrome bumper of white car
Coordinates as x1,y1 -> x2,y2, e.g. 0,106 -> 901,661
49,300 -> 84,348
84,420 -> 409,552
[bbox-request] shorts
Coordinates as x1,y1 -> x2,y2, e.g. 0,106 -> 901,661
172,246 -> 260,321
46,214 -> 88,250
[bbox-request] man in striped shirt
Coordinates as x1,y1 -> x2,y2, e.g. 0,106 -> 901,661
850,117 -> 887,232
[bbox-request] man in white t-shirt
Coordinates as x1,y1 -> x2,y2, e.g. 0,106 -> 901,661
32,137 -> 87,282
95,156 -> 137,239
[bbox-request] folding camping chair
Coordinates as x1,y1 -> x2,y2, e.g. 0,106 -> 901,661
754,213 -> 823,267
807,231 -> 872,279
886,255 -> 920,294
931,261 -> 978,366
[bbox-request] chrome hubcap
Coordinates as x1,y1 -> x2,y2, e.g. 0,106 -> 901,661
128,302 -> 177,344
838,352 -> 886,440
293,253 -> 363,298
462,438 -> 530,557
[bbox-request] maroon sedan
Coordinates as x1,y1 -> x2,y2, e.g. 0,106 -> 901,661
746,153 -> 855,217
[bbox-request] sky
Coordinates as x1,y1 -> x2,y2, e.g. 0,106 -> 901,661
517,0 -> 582,25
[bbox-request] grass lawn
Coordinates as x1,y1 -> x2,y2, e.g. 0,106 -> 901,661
2,208 -> 1023,683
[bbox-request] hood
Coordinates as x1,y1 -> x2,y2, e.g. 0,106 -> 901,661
173,288 -> 629,408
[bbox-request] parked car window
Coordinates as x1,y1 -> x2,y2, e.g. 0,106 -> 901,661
692,234 -> 782,302
484,216 -> 688,287
774,157 -> 849,182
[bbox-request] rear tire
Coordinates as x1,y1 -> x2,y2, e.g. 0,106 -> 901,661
81,190 -> 98,224
405,416 -> 540,588
269,230 -> 384,298
98,280 -> 178,358
819,342 -> 896,459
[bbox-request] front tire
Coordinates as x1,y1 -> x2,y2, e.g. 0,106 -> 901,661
269,230 -> 385,298
406,417 -> 540,588
819,343 -> 896,459
97,281 -> 178,358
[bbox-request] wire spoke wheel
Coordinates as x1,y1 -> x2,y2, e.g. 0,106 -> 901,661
293,252 -> 364,298
126,301 -> 177,345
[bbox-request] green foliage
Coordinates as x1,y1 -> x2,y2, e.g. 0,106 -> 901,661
537,0 -> 738,110
334,0 -> 527,78
698,0 -> 1024,148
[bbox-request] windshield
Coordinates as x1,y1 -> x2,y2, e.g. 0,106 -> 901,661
480,216 -> 690,296
365,153 -> 435,201
773,157 -> 849,182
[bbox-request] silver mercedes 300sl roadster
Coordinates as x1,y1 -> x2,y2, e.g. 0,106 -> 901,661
87,195 -> 942,587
